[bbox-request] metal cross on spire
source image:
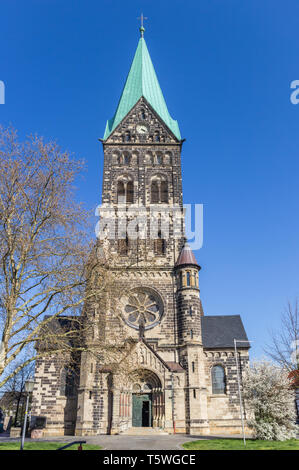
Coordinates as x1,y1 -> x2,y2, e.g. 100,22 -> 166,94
137,13 -> 148,37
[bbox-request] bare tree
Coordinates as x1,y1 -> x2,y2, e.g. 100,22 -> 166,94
0,361 -> 34,425
0,126 -> 119,387
265,299 -> 299,371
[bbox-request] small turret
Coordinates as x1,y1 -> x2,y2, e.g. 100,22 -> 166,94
175,243 -> 202,344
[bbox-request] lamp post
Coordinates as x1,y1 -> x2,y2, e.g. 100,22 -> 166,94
171,373 -> 176,433
233,339 -> 252,447
20,378 -> 34,450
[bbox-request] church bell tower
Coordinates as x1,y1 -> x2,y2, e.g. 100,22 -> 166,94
31,22 -> 250,439
76,24 -> 209,435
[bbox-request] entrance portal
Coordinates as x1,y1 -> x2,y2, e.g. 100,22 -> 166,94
132,393 -> 152,427
129,369 -> 165,429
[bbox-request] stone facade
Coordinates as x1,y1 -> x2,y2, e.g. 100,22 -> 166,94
31,36 -> 250,437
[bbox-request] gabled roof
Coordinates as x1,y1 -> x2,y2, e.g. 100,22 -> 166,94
103,37 -> 181,140
201,315 -> 250,349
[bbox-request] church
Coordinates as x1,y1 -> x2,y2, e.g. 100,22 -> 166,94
31,26 -> 250,437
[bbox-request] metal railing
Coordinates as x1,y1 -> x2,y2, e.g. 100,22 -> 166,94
56,441 -> 86,450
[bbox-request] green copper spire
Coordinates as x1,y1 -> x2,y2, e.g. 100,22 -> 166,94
103,35 -> 181,140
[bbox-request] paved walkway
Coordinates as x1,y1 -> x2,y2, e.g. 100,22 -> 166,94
0,433 -> 198,450
0,433 -> 250,450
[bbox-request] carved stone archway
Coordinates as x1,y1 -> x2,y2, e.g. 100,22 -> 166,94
129,368 -> 165,428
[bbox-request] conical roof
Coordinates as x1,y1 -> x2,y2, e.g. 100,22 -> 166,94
103,36 -> 181,140
175,243 -> 201,269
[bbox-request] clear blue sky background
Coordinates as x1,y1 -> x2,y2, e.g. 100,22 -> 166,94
1,0 -> 299,360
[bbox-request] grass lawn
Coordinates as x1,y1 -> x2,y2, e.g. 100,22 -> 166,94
182,438 -> 299,451
0,442 -> 101,451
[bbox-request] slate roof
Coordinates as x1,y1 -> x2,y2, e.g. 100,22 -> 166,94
35,315 -> 81,350
201,315 -> 250,349
165,361 -> 185,373
175,243 -> 201,269
103,36 -> 181,140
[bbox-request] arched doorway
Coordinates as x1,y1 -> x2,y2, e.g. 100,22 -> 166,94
130,369 -> 164,428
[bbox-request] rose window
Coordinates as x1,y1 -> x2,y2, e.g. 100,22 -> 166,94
122,288 -> 163,330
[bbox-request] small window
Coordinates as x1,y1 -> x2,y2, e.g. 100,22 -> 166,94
192,362 -> 195,373
118,234 -> 129,255
211,365 -> 226,394
154,132 -> 160,142
186,272 -> 191,286
125,132 -> 131,142
190,329 -> 193,339
156,154 -> 163,165
154,231 -> 166,255
193,389 -> 196,398
141,109 -> 146,120
124,153 -> 130,165
189,306 -> 193,317
89,391 -> 92,399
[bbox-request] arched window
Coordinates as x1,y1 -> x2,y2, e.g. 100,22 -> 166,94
154,131 -> 160,142
164,152 -> 172,165
145,152 -> 153,165
151,178 -> 168,204
140,109 -> 146,120
211,365 -> 226,394
125,131 -> 131,142
156,153 -> 163,165
117,179 -> 134,204
112,152 -> 120,165
123,153 -> 130,165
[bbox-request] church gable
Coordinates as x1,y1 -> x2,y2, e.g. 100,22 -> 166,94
104,98 -> 180,145
119,339 -> 171,377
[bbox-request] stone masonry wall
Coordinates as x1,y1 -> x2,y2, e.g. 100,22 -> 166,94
204,349 -> 250,434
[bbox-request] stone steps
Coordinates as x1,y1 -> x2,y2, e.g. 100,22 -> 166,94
120,427 -> 169,436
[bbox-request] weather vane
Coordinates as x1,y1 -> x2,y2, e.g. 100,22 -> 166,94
137,13 -> 148,37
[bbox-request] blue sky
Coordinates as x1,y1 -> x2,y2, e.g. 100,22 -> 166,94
1,0 -> 299,360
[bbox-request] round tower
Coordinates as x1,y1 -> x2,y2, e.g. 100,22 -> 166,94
175,243 -> 203,345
